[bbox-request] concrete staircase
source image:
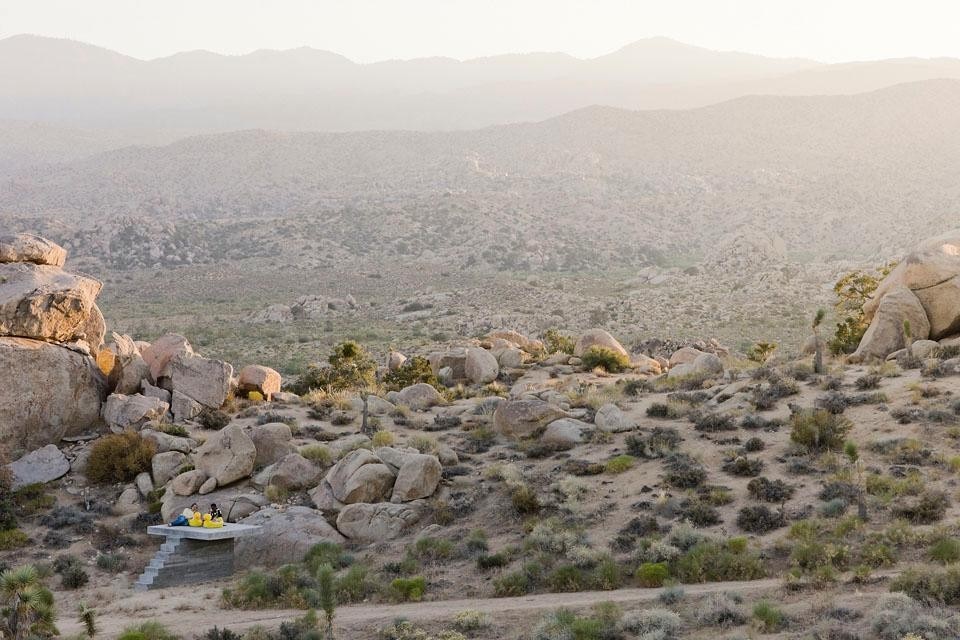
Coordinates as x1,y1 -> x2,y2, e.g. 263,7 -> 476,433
135,534 -> 234,590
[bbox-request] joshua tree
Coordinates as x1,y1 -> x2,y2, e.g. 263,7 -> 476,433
812,309 -> 826,374
0,565 -> 57,640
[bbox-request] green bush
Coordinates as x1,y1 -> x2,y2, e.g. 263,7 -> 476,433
546,564 -> 588,592
61,564 -> 89,589
493,570 -> 532,597
511,485 -> 541,514
86,431 -> 156,484
304,542 -> 352,574
0,528 -> 29,550
294,341 -> 377,393
635,562 -> 670,587
663,453 -> 707,489
409,537 -> 453,565
736,506 -> 784,534
197,408 -> 231,430
672,539 -> 765,583
895,491 -> 950,524
752,601 -> 784,632
299,445 -> 332,465
382,356 -> 441,392
930,538 -> 960,565
389,576 -> 426,602
722,456 -> 764,477
789,409 -> 852,452
747,477 -> 794,503
580,346 -> 631,373
543,329 -> 575,355
890,566 -> 960,605
605,455 -> 635,474
117,621 -> 180,640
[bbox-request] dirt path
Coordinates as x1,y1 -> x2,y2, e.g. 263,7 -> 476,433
60,576 -> 798,637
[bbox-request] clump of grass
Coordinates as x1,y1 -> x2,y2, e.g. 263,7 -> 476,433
752,601 -> 785,632
605,455 -> 635,474
86,431 -> 156,483
789,409 -> 852,453
580,346 -> 631,373
299,444 -> 333,465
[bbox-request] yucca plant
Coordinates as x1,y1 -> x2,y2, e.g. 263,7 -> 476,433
0,565 -> 58,640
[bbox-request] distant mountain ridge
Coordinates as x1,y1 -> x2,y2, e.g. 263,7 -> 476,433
3,79 -> 959,274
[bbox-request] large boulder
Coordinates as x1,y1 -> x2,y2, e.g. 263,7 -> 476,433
238,365 -> 281,401
594,403 -> 634,432
168,352 -> 233,409
0,234 -> 67,267
170,391 -> 203,423
487,330 -> 543,353
268,454 -> 321,491
541,418 -> 589,446
141,334 -> 193,383
0,262 -> 103,345
573,329 -> 630,359
237,506 -> 345,567
152,450 -> 187,486
7,444 -> 70,490
171,469 -> 207,496
428,348 -> 468,381
247,422 -> 295,467
864,230 -> 960,340
667,352 -> 724,379
390,383 -> 444,410
390,454 -> 442,502
194,424 -> 256,487
465,347 -> 499,384
103,333 -> 150,395
102,394 -> 169,432
336,502 -> 423,542
493,398 -> 569,438
668,347 -> 705,367
0,337 -> 107,451
140,429 -> 195,454
851,287 -> 931,363
339,463 -> 395,504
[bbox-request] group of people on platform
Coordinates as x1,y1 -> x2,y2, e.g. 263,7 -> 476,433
169,503 -> 225,528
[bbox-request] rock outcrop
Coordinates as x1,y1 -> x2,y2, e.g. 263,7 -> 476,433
854,230 -> 960,360
195,424 -> 257,487
573,329 -> 630,359
493,398 -> 569,438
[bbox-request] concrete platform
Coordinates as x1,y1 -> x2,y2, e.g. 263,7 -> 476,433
136,524 -> 262,591
147,524 -> 260,540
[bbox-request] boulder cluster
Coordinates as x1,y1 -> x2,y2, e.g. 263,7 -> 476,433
852,230 -> 960,362
0,234 -> 107,451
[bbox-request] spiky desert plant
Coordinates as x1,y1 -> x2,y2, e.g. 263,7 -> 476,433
812,309 -> 826,374
0,565 -> 58,640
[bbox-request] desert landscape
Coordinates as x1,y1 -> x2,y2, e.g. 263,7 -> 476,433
4,4 -> 960,639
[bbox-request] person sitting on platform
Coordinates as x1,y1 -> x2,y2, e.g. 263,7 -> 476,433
170,503 -> 200,527
202,513 -> 223,528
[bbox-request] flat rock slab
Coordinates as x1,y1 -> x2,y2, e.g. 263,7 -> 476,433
147,524 -> 261,540
9,444 -> 70,490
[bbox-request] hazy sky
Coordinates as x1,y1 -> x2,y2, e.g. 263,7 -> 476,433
2,0 -> 959,63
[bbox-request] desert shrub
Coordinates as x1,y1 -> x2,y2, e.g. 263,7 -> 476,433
672,538 -> 765,583
371,430 -> 394,447
546,564 -> 588,592
452,610 -> 491,632
741,414 -> 782,431
0,529 -> 28,550
389,576 -> 426,602
698,592 -> 747,628
691,411 -> 736,432
722,456 -> 763,477
930,538 -> 960,565
820,498 -> 848,518
747,477 -> 794,503
890,567 -> 960,606
382,356 -> 441,392
117,621 -> 179,640
816,391 -> 850,414
580,346 -> 630,373
856,373 -> 882,390
476,552 -> 509,571
618,608 -> 683,637
295,341 -> 377,393
299,445 -> 332,465
752,601 -> 785,632
789,409 -> 852,453
626,428 -> 682,458
543,329 -> 576,355
86,431 -> 156,484
894,491 -> 950,524
604,455 -> 635,474
511,485 -> 541,514
663,453 -> 707,489
409,537 -> 453,565
742,437 -> 764,452
197,408 -> 231,430
304,542 -> 352,574
96,552 -> 127,573
493,570 -> 532,597
869,592 -> 959,640
159,423 -> 189,437
635,562 -> 670,587
736,506 -> 784,534
681,501 -> 721,527
659,585 -> 685,605
61,563 -> 89,589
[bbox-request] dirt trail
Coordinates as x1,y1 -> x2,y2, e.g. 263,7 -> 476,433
61,576 -> 795,637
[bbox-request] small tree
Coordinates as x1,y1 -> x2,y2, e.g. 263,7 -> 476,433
812,309 -> 826,374
316,563 -> 336,639
77,603 -> 96,638
747,342 -> 777,364
0,565 -> 58,640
